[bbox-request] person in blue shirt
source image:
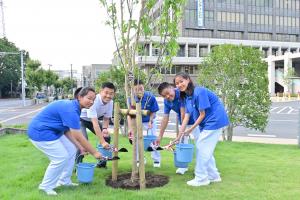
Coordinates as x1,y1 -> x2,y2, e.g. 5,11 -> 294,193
128,79 -> 161,167
174,72 -> 229,187
156,82 -> 200,175
28,87 -> 102,196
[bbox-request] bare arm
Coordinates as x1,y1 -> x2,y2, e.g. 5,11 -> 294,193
175,113 -> 190,141
102,117 -> 110,137
185,110 -> 205,134
91,118 -> 110,148
156,114 -> 169,145
69,129 -> 101,159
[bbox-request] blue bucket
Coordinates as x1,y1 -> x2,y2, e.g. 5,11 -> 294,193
174,151 -> 188,168
143,135 -> 156,151
77,163 -> 96,183
175,143 -> 194,163
97,144 -> 112,158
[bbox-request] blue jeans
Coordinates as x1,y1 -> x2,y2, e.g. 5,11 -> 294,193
194,129 -> 222,181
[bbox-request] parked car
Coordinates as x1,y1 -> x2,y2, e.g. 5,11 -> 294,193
36,92 -> 46,99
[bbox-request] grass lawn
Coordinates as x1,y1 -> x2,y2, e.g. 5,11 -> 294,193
1,133 -> 300,200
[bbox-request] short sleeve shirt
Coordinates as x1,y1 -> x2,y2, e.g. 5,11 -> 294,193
163,89 -> 194,125
28,100 -> 81,141
134,91 -> 159,123
80,94 -> 113,121
185,87 -> 229,131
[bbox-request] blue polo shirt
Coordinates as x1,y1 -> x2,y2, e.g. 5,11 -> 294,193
164,89 -> 194,125
134,91 -> 159,123
185,87 -> 229,131
28,100 -> 81,141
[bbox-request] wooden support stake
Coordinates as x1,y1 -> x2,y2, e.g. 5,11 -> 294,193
112,102 -> 120,181
136,102 -> 146,189
120,109 -> 150,116
130,115 -> 139,181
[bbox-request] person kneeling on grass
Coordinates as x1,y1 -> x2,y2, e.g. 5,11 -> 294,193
75,82 -> 116,168
173,72 -> 229,187
156,82 -> 200,175
28,87 -> 102,196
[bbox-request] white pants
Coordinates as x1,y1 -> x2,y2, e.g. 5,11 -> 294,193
136,119 -> 161,163
30,135 -> 77,190
194,129 -> 222,181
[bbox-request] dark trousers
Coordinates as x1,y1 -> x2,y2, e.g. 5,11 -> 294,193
76,119 -> 111,166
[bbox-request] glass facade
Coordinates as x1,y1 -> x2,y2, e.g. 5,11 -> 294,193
182,0 -> 300,42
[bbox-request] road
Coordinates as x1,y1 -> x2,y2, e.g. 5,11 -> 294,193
0,99 -> 47,126
0,98 -> 299,140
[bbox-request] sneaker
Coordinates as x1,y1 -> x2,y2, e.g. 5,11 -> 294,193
39,188 -> 57,196
153,162 -> 161,168
176,168 -> 188,175
209,177 -> 222,183
187,178 -> 210,187
56,182 -> 79,187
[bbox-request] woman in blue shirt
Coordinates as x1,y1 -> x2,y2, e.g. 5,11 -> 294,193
156,82 -> 200,175
174,72 -> 229,187
28,87 -> 102,195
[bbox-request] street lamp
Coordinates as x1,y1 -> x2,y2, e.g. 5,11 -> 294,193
0,51 -> 25,106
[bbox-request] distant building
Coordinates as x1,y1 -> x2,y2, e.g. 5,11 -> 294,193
52,69 -> 82,87
82,64 -> 111,87
135,0 -> 300,94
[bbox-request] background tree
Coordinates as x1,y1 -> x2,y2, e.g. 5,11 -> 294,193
25,60 -> 45,97
0,38 -> 21,98
283,67 -> 296,94
44,70 -> 59,96
197,44 -> 271,141
61,77 -> 77,96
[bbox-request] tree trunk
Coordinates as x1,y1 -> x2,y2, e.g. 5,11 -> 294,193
226,124 -> 234,141
222,129 -> 226,141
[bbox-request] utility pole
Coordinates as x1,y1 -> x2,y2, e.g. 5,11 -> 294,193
20,50 -> 25,106
70,64 -> 74,93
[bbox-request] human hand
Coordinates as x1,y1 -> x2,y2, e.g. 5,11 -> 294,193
155,137 -> 162,146
101,140 -> 110,149
79,147 -> 88,155
102,128 -> 109,137
148,121 -> 153,129
93,151 -> 102,159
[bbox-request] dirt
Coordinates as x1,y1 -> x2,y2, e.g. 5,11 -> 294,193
106,172 -> 169,190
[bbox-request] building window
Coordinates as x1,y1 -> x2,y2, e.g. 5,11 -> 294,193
218,31 -> 242,39
205,11 -> 214,21
199,46 -> 209,57
188,45 -> 197,57
248,32 -> 272,41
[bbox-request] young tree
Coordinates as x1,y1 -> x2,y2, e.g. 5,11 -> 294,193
99,0 -> 185,184
198,44 -> 271,141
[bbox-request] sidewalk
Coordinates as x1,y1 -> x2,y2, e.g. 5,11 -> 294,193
162,131 -> 298,145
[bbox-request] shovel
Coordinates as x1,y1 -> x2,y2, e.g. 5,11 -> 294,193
99,156 -> 120,161
146,140 -> 178,152
108,145 -> 128,153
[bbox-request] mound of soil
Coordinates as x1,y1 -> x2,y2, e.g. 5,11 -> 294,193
106,172 -> 169,190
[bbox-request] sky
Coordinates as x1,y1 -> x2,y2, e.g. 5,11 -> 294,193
4,0 -> 115,72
